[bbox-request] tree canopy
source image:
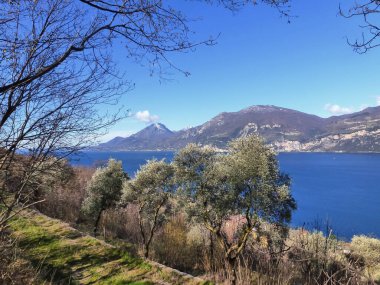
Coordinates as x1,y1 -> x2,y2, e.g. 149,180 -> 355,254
174,135 -> 296,284
122,159 -> 175,258
81,159 -> 126,236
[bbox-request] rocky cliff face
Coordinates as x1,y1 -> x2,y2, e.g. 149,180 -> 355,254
98,105 -> 380,152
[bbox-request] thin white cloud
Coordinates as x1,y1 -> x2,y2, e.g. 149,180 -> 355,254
134,110 -> 160,123
324,103 -> 353,115
376,96 -> 380,106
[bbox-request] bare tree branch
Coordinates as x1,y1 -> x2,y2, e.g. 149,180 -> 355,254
340,0 -> 380,53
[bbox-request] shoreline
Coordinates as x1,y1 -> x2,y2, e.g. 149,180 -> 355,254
82,149 -> 380,154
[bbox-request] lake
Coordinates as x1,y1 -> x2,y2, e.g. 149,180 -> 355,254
70,151 -> 380,240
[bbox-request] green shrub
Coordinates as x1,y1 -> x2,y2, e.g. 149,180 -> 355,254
81,159 -> 126,236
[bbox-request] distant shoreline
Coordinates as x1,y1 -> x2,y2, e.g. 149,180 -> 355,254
83,149 -> 380,154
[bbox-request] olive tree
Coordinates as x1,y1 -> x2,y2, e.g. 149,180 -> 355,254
121,159 -> 175,259
81,159 -> 126,236
174,136 -> 296,285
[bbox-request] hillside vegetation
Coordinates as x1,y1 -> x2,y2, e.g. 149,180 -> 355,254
7,210 -> 207,285
1,136 -> 380,285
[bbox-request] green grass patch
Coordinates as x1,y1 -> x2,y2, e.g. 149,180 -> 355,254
8,211 -> 205,284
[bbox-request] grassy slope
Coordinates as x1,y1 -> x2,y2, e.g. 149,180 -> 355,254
9,211 -> 208,285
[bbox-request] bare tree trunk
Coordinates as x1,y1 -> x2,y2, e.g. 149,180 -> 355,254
137,205 -> 152,259
227,256 -> 237,285
143,244 -> 150,259
93,209 -> 103,237
138,198 -> 166,259
210,231 -> 215,272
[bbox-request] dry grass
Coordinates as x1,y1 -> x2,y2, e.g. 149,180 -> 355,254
0,232 -> 46,285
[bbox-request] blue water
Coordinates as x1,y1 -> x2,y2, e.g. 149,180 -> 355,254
70,151 -> 380,240
70,151 -> 174,177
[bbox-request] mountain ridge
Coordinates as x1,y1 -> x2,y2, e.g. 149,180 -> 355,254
97,105 -> 380,152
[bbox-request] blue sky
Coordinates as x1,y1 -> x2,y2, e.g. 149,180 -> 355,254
100,0 -> 380,141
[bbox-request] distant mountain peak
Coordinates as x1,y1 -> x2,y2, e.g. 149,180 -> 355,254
143,123 -> 172,133
129,123 -> 174,140
97,105 -> 380,152
152,122 -> 167,130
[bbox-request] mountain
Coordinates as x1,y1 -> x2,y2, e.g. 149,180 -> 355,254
97,105 -> 380,152
174,105 -> 326,149
98,123 -> 175,150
